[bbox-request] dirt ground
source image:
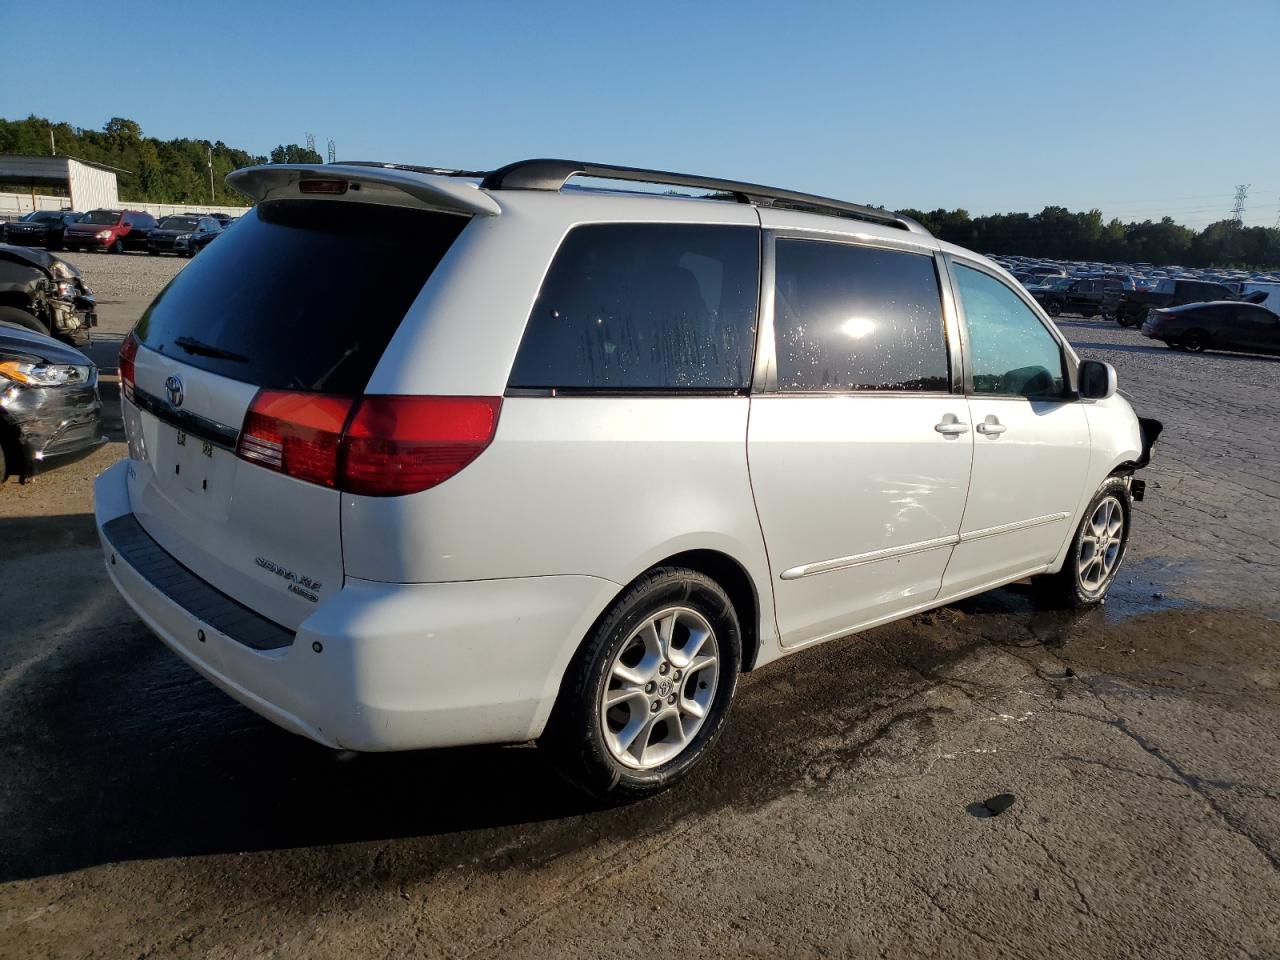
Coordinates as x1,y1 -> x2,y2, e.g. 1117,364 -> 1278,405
1,252 -> 1278,960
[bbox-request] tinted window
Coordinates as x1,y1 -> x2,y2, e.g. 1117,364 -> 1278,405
82,210 -> 119,225
135,201 -> 466,393
953,264 -> 1066,399
773,240 -> 949,392
508,223 -> 759,390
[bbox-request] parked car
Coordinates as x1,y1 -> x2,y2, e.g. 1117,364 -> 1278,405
147,215 -> 223,257
1141,301 -> 1280,354
0,320 -> 105,483
1029,277 -> 1122,318
0,244 -> 98,344
96,159 -> 1160,799
2,210 -> 84,250
1115,277 -> 1243,327
62,209 -> 158,254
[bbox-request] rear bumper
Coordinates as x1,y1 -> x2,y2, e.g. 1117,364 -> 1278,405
94,459 -> 619,751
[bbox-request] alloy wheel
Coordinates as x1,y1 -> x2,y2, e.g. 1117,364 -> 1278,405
600,606 -> 720,770
1078,495 -> 1125,593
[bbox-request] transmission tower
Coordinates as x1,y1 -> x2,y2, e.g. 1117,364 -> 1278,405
1229,184 -> 1250,224
305,132 -> 317,155
327,139 -> 336,164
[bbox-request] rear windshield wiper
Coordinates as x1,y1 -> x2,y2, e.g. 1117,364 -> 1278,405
173,336 -> 249,363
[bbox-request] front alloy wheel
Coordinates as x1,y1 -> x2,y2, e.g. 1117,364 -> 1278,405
1035,476 -> 1131,608
1077,496 -> 1125,595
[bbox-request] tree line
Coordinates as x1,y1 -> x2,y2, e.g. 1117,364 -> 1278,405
898,204 -> 1280,270
0,115 -> 322,206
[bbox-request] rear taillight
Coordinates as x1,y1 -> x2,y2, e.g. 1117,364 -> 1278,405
237,391 -> 355,487
341,396 -> 502,496
234,392 -> 501,496
119,334 -> 139,401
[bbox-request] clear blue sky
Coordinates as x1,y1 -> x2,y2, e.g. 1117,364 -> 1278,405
3,0 -> 1277,227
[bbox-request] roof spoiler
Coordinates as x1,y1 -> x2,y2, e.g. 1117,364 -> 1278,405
226,163 -> 501,217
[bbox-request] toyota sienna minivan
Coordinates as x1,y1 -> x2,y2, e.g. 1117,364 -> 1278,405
95,159 -> 1160,797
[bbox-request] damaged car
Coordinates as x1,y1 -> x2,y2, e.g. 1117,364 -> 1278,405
0,244 -> 98,346
0,321 -> 105,483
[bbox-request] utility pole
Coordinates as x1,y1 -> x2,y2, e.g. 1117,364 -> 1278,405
208,145 -> 215,204
1230,184 -> 1250,225
49,124 -> 56,156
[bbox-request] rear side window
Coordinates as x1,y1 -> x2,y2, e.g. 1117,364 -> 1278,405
507,223 -> 760,391
773,240 -> 950,392
134,201 -> 466,394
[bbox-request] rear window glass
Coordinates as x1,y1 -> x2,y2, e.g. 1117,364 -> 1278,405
507,223 -> 760,391
773,240 -> 950,392
134,201 -> 466,393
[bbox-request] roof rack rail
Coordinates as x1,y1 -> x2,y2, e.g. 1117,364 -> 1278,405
480,159 -> 931,236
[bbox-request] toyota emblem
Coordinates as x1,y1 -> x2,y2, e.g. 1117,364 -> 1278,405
165,374 -> 184,408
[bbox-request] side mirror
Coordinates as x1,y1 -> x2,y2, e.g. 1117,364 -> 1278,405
1078,359 -> 1117,400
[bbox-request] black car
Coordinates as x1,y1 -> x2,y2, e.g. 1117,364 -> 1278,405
1141,300 -> 1280,355
0,245 -> 98,345
147,215 -> 223,257
1,210 -> 84,251
0,321 -> 105,483
1029,277 -> 1122,319
1115,278 -> 1245,327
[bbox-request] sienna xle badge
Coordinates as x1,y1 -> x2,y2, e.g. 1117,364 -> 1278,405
95,158 -> 1161,798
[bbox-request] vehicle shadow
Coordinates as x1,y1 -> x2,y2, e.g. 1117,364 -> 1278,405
0,546 -> 1121,884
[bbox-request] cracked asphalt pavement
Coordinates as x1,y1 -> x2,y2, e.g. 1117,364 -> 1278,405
1,259 -> 1278,959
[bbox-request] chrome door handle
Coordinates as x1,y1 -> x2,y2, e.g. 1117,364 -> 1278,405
934,415 -> 970,436
977,416 -> 1007,436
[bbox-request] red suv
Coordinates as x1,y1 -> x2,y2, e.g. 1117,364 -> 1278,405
63,209 -> 158,254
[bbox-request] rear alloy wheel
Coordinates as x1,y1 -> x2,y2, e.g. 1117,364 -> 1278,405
542,566 -> 741,799
600,606 -> 721,771
1182,330 -> 1208,352
1035,477 -> 1131,608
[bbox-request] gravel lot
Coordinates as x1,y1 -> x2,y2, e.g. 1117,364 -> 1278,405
1,252 -> 1278,959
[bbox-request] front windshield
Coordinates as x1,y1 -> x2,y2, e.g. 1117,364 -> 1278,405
31,211 -> 66,223
81,210 -> 121,225
159,216 -> 200,231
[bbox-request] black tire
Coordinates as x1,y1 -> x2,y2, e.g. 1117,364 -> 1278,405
1182,330 -> 1209,352
0,305 -> 50,337
1046,300 -> 1062,317
1035,477 -> 1131,609
109,239 -> 124,255
1116,313 -> 1136,328
148,247 -> 159,257
540,566 -> 742,800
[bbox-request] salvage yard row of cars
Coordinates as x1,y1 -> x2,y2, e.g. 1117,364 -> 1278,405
1,207 -> 234,256
997,254 -> 1280,356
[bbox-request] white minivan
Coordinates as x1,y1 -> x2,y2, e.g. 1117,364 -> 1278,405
95,159 -> 1160,797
